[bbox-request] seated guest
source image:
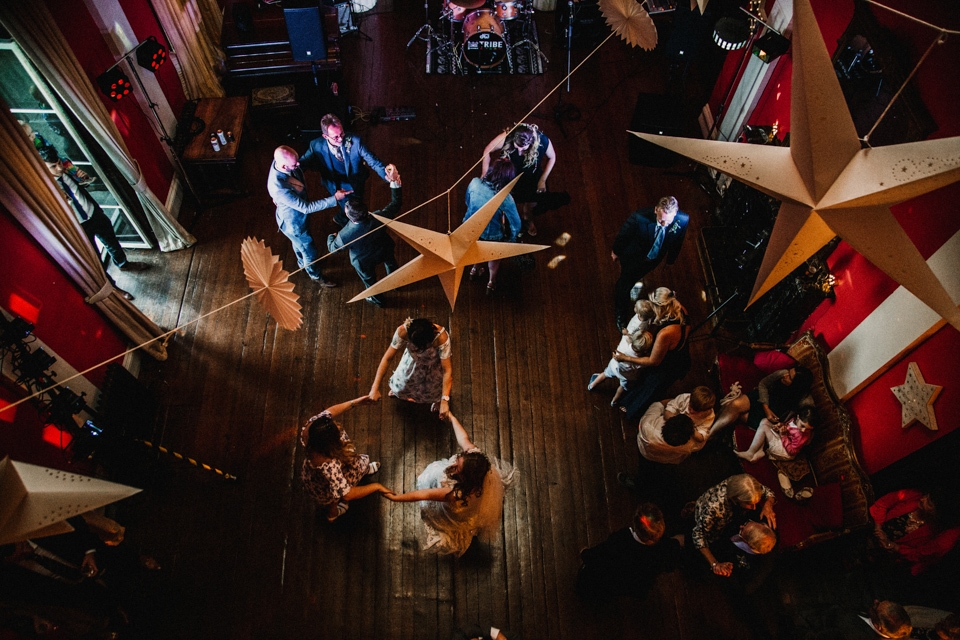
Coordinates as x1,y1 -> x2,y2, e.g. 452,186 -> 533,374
871,488 -> 960,576
691,473 -> 776,577
709,365 -> 814,437
575,502 -> 682,602
587,329 -> 654,407
637,403 -> 701,465
663,385 -> 716,438
735,406 -> 816,464
615,288 -> 692,422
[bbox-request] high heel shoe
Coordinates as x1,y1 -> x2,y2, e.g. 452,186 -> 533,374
486,281 -> 496,296
470,265 -> 486,281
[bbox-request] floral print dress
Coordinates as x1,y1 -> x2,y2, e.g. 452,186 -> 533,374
388,326 -> 451,403
300,412 -> 370,506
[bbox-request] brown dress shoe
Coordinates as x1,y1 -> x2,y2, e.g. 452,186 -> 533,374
119,261 -> 149,272
311,276 -> 337,288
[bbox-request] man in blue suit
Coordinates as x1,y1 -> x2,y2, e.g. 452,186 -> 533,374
268,145 -> 349,287
611,196 -> 689,328
327,167 -> 402,307
301,113 -> 392,227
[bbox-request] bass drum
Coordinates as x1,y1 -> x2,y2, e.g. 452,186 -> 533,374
494,0 -> 521,20
462,9 -> 506,68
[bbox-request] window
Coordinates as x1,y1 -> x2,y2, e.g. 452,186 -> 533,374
0,42 -> 152,249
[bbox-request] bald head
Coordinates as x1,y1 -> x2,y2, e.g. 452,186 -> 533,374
274,146 -> 300,172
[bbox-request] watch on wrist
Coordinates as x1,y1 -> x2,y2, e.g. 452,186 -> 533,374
441,395 -> 450,402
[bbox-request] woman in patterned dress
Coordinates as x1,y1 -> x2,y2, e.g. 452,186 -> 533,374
384,412 -> 516,556
369,318 -> 453,419
300,395 -> 393,522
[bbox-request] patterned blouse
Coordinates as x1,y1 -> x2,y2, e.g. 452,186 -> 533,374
692,477 -> 774,549
300,411 -> 370,506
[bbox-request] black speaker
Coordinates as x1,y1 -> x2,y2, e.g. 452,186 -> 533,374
284,2 -> 328,62
555,0 -> 605,49
628,93 -> 683,167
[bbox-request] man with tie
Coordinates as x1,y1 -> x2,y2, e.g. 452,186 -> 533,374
268,145 -> 350,287
40,145 -> 149,277
300,113 -> 392,227
611,196 -> 689,329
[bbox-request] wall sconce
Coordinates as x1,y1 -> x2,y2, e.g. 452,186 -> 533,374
96,67 -> 132,101
135,36 -> 167,72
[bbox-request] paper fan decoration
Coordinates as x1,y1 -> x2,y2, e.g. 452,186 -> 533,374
349,176 -> 549,309
599,0 -> 657,50
240,237 -> 303,330
0,457 -> 141,545
630,0 -> 960,332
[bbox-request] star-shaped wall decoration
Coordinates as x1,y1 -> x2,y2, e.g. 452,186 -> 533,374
891,362 -> 942,431
630,0 -> 960,332
348,176 -> 549,309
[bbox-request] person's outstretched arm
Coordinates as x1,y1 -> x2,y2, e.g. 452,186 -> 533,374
448,412 -> 475,452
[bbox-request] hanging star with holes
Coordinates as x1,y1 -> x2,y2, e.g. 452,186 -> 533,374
348,176 -> 549,309
629,0 -> 960,332
891,362 -> 942,431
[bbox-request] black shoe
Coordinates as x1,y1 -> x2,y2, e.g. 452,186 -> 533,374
310,276 -> 337,288
365,296 -> 384,308
617,472 -> 637,490
119,261 -> 149,272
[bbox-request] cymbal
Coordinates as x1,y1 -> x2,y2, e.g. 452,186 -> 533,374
450,0 -> 486,10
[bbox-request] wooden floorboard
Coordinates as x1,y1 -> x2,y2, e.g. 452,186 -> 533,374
89,3 -> 843,638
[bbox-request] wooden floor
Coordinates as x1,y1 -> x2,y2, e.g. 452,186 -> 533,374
107,4 -> 798,638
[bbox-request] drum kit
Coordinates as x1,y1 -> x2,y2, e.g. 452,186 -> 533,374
408,0 -> 545,73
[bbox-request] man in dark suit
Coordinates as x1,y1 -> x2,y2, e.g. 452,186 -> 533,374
611,196 -> 689,328
301,113 -> 393,227
327,167 -> 402,307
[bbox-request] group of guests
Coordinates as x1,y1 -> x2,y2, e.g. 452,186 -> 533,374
268,117 -> 569,305
298,316 -> 515,556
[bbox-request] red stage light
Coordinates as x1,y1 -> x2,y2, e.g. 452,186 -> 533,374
96,68 -> 132,101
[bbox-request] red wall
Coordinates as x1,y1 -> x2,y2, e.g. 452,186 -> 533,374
731,0 -> 960,473
44,0 -> 186,200
0,206 -> 127,388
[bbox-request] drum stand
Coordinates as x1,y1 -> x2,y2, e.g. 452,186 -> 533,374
508,9 -> 547,73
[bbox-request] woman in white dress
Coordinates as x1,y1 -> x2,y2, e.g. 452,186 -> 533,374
385,413 -> 516,556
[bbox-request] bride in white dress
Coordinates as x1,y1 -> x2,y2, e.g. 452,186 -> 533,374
385,413 -> 516,556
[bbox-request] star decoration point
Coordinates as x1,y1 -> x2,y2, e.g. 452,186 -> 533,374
891,362 -> 942,431
348,176 -> 549,309
628,0 -> 960,332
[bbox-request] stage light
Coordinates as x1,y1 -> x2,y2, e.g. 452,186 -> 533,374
136,36 -> 167,72
713,16 -> 751,51
96,67 -> 132,101
753,30 -> 790,63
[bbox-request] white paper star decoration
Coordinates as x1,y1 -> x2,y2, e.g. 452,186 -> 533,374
348,176 -> 549,309
629,0 -> 960,332
891,362 -> 942,431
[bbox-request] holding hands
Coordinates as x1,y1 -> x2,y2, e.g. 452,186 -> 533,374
385,163 -> 401,186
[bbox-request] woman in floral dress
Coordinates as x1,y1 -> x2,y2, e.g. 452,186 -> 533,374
301,395 -> 393,522
385,412 -> 516,556
369,318 -> 453,419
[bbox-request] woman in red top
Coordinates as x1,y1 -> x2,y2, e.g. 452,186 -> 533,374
871,488 -> 960,576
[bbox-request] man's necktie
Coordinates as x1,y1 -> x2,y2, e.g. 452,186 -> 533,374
334,146 -> 344,164
59,177 -> 88,221
647,224 -> 665,260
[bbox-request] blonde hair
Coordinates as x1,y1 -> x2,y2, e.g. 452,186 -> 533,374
628,330 -> 654,356
726,473 -> 765,507
648,287 -> 685,324
740,521 -> 777,554
633,299 -> 657,321
504,123 -> 541,169
656,196 -> 679,216
690,386 -> 716,412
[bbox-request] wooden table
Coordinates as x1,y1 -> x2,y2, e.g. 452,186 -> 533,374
181,97 -> 249,200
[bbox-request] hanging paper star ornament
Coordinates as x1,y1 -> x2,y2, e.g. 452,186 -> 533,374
891,362 -> 942,431
629,0 -> 960,331
348,176 -> 549,309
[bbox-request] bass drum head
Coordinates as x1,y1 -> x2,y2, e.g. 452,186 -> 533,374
462,9 -> 506,68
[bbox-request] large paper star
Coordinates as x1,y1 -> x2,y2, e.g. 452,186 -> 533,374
891,362 -> 942,431
348,176 -> 549,309
630,0 -> 960,332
